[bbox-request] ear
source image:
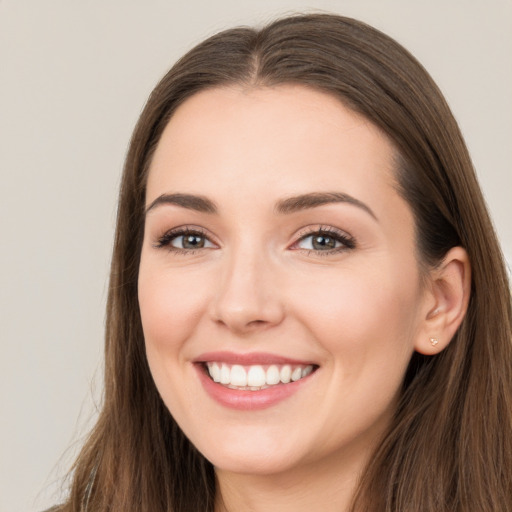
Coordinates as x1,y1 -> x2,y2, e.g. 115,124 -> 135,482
414,246 -> 471,355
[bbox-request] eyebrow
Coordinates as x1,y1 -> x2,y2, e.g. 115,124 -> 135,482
145,193 -> 218,215
145,191 -> 377,220
275,192 -> 377,220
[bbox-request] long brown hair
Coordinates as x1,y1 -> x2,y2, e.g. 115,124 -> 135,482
58,13 -> 512,511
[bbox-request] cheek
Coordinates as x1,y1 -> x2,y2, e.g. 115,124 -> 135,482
290,263 -> 422,432
138,260 -> 212,361
137,260 -> 214,417
289,261 -> 422,368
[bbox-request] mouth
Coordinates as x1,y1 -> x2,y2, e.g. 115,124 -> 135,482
202,362 -> 316,391
193,351 -> 319,409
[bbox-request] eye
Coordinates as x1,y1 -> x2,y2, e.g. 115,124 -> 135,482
155,227 -> 216,252
171,232 -> 213,250
293,227 -> 356,253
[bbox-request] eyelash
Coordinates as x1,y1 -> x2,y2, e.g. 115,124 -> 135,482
293,226 -> 356,255
154,226 -> 213,254
154,225 -> 356,255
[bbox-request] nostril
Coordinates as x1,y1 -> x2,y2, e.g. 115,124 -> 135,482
248,319 -> 267,326
211,304 -> 284,333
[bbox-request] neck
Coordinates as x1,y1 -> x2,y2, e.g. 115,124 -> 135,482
214,446 -> 369,512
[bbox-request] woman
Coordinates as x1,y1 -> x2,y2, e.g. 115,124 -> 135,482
54,13 -> 512,512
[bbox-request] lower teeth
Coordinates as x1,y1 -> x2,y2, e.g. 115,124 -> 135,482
226,383 -> 272,391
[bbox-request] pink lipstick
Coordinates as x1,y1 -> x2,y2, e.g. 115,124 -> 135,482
194,351 -> 318,410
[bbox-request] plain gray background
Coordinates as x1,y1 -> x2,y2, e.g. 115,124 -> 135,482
1,1 -> 511,511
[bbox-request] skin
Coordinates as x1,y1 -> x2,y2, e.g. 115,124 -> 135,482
138,85 -> 469,512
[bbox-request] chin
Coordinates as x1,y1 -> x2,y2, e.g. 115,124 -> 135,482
193,429 -> 306,476
209,449 -> 301,476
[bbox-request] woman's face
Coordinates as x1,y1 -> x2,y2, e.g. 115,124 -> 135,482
138,85 -> 430,477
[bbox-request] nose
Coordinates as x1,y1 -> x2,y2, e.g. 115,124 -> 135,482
210,247 -> 285,334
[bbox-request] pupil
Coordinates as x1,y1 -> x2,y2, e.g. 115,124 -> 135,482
312,235 -> 335,250
183,234 -> 204,249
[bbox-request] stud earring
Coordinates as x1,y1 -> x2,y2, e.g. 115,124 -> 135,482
430,337 -> 439,347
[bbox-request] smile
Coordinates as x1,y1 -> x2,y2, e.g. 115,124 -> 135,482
205,362 -> 315,390
194,352 -> 319,410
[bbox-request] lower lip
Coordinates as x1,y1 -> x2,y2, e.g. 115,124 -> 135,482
195,364 -> 315,411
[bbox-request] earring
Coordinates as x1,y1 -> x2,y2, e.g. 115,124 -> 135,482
430,337 -> 439,347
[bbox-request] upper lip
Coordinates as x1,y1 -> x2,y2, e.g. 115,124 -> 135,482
193,351 -> 317,366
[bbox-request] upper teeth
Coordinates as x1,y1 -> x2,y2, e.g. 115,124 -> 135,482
205,362 -> 314,389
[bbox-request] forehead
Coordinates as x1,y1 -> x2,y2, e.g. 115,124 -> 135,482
146,85 -> 400,215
